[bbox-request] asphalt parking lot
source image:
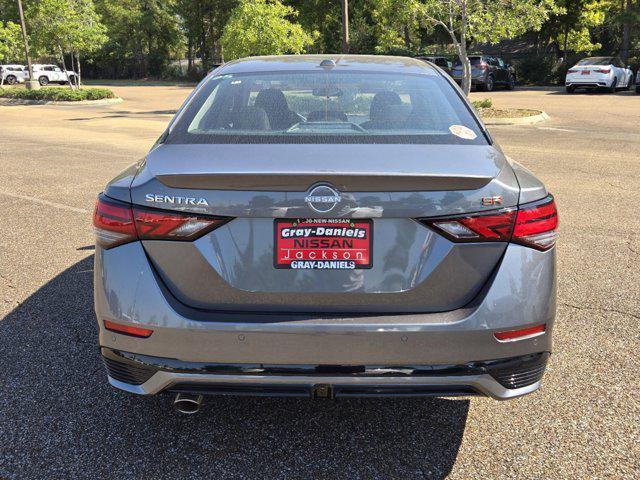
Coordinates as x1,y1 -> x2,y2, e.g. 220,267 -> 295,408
0,85 -> 639,479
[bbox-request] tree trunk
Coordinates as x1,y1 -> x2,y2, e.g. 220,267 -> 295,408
562,26 -> 569,62
76,52 -> 82,89
404,24 -> 411,50
58,45 -> 75,90
187,37 -> 193,73
341,0 -> 350,53
620,0 -> 632,63
459,6 -> 471,95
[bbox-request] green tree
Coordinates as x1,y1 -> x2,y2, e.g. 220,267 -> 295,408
0,21 -> 22,63
177,0 -> 236,72
94,0 -> 185,78
418,0 -> 562,95
27,0 -> 107,88
221,0 -> 314,60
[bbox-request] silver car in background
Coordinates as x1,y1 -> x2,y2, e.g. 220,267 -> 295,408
93,55 -> 558,411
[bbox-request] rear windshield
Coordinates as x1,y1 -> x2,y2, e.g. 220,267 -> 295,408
166,70 -> 487,145
576,57 -> 612,66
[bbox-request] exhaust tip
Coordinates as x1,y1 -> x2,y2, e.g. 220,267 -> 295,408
173,393 -> 203,414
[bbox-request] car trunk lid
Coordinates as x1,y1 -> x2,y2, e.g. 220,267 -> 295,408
130,143 -> 519,313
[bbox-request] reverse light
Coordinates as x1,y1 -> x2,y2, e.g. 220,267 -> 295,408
421,195 -> 558,251
104,320 -> 153,338
494,324 -> 546,342
93,194 -> 231,248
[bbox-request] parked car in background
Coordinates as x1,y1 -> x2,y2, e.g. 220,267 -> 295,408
451,55 -> 516,91
636,73 -> 640,94
0,64 -> 26,85
565,57 -> 633,93
31,64 -> 77,86
416,56 -> 453,76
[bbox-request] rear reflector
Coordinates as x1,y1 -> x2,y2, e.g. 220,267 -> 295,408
93,194 -> 231,248
104,320 -> 153,338
494,324 -> 546,342
420,195 -> 558,251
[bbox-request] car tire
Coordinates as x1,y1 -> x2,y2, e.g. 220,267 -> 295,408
506,75 -> 515,90
626,75 -> 634,90
566,85 -> 576,94
484,75 -> 494,92
636,84 -> 640,94
5,75 -> 17,85
38,76 -> 49,86
608,77 -> 617,93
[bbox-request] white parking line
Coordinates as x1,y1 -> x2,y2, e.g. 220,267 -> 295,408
535,126 -> 578,133
0,191 -> 89,214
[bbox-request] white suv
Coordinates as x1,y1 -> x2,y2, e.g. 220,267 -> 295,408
0,64 -> 27,85
32,64 -> 77,86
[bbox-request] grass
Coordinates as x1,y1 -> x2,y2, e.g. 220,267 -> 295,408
472,98 -> 493,109
0,86 -> 116,102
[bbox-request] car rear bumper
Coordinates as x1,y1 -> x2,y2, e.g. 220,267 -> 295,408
453,77 -> 486,87
102,348 -> 549,399
565,79 -> 611,88
95,241 -> 556,399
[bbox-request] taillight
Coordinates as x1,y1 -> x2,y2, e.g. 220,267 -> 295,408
567,69 -> 577,74
478,63 -> 488,70
134,208 -> 229,241
93,194 -> 231,248
93,195 -> 136,248
512,196 -> 558,250
595,69 -> 610,74
427,209 -> 516,242
420,195 -> 558,251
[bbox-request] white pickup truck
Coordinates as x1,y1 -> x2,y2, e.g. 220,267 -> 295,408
32,64 -> 77,86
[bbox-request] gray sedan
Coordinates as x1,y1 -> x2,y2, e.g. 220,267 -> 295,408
93,55 -> 558,413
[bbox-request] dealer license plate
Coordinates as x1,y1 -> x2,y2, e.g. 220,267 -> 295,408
274,218 -> 373,270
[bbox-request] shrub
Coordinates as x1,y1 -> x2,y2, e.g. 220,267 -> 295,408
472,98 -> 493,109
0,87 -> 116,101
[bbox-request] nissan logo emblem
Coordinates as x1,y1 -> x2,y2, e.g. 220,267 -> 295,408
305,185 -> 341,213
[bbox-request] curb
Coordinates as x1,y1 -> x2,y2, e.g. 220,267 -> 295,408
0,97 -> 123,106
483,111 -> 549,126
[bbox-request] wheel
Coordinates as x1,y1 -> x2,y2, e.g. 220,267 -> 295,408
68,76 -> 77,86
566,85 -> 576,94
5,75 -> 17,85
636,85 -> 640,94
626,75 -> 634,90
608,77 -> 617,93
478,75 -> 495,92
38,76 -> 49,86
506,74 -> 515,90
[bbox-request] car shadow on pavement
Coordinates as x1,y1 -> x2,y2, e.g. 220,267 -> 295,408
0,256 -> 470,479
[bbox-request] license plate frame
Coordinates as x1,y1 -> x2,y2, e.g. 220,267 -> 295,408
273,218 -> 373,270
